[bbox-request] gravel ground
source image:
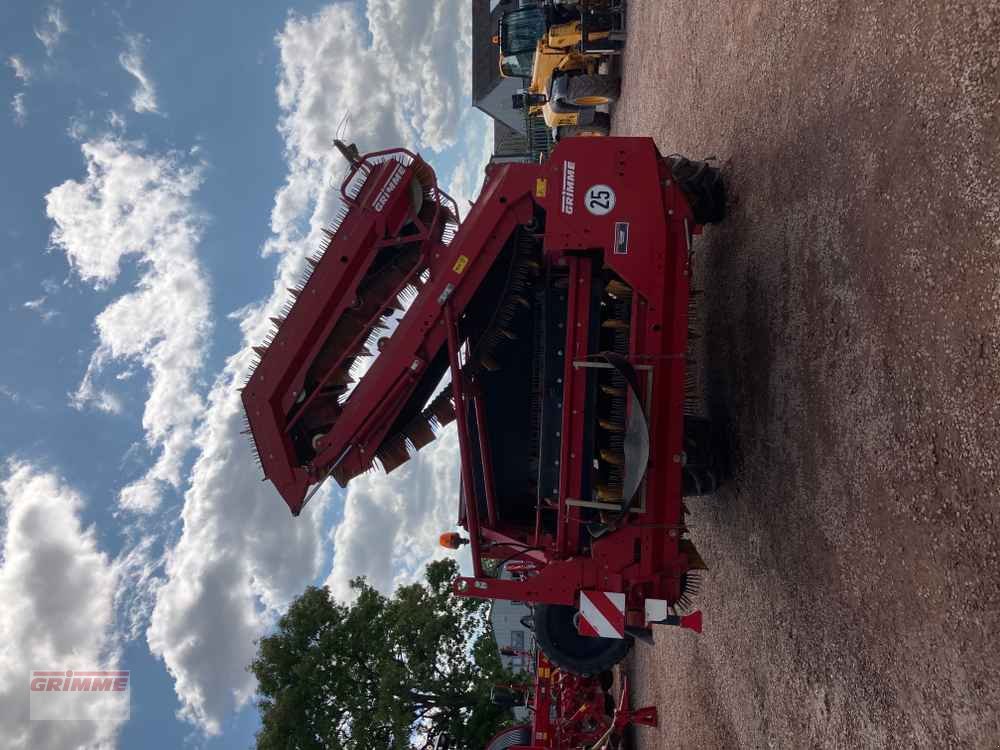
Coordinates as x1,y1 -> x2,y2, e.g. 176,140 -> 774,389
613,2 -> 1000,748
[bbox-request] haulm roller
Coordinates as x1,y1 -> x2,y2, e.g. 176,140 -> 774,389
242,135 -> 726,678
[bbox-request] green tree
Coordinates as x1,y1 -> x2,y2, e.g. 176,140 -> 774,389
250,559 -> 516,750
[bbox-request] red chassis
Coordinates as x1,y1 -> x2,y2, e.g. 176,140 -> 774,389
242,137 -> 723,670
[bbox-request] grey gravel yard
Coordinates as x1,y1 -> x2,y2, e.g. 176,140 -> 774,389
614,1 -> 1000,748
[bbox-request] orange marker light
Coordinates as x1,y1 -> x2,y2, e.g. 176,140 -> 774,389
439,532 -> 468,549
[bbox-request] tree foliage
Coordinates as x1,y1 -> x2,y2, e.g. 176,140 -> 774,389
250,559 -> 513,749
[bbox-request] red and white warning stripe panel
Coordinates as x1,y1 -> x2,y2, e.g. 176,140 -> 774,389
578,591 -> 626,639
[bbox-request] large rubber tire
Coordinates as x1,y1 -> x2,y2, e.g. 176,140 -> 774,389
671,157 -> 727,225
485,724 -> 531,750
557,112 -> 611,140
534,603 -> 633,676
566,75 -> 621,107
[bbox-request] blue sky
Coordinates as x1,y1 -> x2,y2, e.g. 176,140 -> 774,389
1,1 -> 490,747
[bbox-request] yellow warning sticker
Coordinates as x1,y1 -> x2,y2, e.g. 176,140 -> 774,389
452,255 -> 469,274
535,178 -> 548,198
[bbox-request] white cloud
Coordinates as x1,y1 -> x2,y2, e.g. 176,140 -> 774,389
146,0 -> 491,735
23,295 -> 59,322
118,34 -> 159,115
11,93 -> 27,127
35,5 -> 67,56
114,533 -> 162,642
71,352 -> 124,416
0,385 -> 26,407
325,429 -> 460,602
45,138 -> 211,512
8,55 -> 31,83
364,0 -> 472,151
444,118 -> 493,213
66,115 -> 90,142
0,461 -> 125,749
146,358 -> 331,734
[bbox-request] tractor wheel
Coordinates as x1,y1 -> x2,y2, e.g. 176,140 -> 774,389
670,156 -> 727,225
566,75 -> 620,107
557,113 -> 611,140
534,603 -> 633,676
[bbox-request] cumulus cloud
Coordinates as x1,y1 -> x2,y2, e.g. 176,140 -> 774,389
118,34 -> 159,115
34,5 -> 67,56
45,138 -> 211,512
147,0 -> 490,734
0,462 -> 124,749
11,93 -> 27,126
325,429 -> 460,601
146,357 -> 331,734
8,55 -> 31,83
445,120 -> 493,212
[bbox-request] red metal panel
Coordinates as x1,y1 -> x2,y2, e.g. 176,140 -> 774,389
310,175 -> 536,483
453,138 -> 701,616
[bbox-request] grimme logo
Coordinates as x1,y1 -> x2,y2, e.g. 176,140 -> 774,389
561,160 -> 576,215
373,162 -> 406,212
29,670 -> 130,721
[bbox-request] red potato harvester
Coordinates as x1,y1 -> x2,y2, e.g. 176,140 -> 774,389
242,135 -> 725,677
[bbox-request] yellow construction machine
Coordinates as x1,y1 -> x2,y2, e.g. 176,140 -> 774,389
497,1 -> 625,138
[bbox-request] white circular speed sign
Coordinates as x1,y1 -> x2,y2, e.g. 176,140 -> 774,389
584,184 -> 616,216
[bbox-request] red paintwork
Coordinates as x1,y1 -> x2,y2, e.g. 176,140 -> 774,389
453,138 -> 699,626
241,148 -> 457,512
243,137 -> 703,635
483,651 -> 657,750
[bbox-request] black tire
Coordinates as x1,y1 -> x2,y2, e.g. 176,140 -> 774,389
557,113 -> 611,140
681,416 -> 725,495
534,603 -> 633,676
566,74 -> 620,106
485,724 -> 531,750
670,157 -> 727,225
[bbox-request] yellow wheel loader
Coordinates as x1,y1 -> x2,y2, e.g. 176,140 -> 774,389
496,1 -> 625,139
